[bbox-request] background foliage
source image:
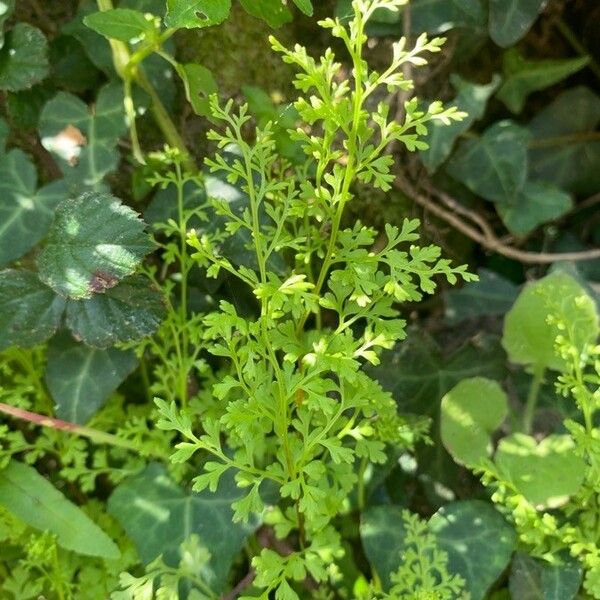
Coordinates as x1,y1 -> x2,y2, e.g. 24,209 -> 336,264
0,0 -> 599,598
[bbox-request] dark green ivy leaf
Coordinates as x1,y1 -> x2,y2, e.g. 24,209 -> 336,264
108,463 -> 259,592
488,0 -> 545,47
65,275 -> 165,347
39,83 -> 127,193
420,74 -> 501,173
37,192 -> 155,300
46,333 -> 138,424
0,270 -> 65,351
528,87 -> 600,196
446,120 -> 530,204
0,23 -> 49,91
0,149 -> 68,268
445,268 -> 519,323
497,49 -> 589,114
509,552 -> 583,600
496,181 -> 572,235
430,501 -> 516,600
373,331 -> 506,415
360,505 -> 408,590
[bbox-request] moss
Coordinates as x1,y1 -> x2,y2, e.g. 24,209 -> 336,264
176,3 -> 295,98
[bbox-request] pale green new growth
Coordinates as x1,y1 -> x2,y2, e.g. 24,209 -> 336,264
156,0 -> 473,596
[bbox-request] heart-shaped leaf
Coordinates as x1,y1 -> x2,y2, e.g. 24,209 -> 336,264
488,0 -> 545,47
0,460 -> 120,559
496,181 -> 572,235
509,552 -> 583,600
441,377 -> 508,467
37,192 -> 155,300
65,275 -> 165,347
495,433 -> 587,507
0,149 -> 68,268
108,463 -> 259,592
0,270 -> 65,350
0,23 -> 49,91
360,505 -> 410,590
40,83 -> 126,192
497,49 -> 589,114
46,333 -> 138,424
528,87 -> 600,196
165,0 -> 231,29
429,500 -> 516,600
361,501 -> 516,599
420,74 -> 501,173
502,271 -> 599,371
446,120 -> 530,204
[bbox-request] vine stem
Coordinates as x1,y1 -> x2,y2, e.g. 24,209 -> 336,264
0,402 -> 140,453
522,366 -> 544,434
554,17 -> 600,83
394,176 -> 600,263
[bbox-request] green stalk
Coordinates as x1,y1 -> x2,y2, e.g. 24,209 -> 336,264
522,366 -> 544,434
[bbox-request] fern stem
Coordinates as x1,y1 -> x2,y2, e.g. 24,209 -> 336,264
523,366 -> 544,434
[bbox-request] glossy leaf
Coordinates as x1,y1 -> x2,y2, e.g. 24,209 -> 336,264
65,275 -> 165,347
488,0 -> 545,47
46,333 -> 138,424
509,552 -> 583,600
84,8 -> 156,42
0,149 -> 68,268
528,87 -> 600,196
373,332 -> 505,415
0,460 -> 120,559
445,269 -> 519,323
360,505 -> 408,589
421,74 -> 501,173
446,120 -> 530,204
0,270 -> 65,351
37,192 -> 155,300
39,83 -> 126,192
0,23 -> 49,91
165,0 -> 231,29
497,181 -> 572,235
495,434 -> 586,508
108,463 -> 259,592
441,377 -> 508,467
430,500 -> 516,600
407,0 -> 485,34
502,271 -> 599,371
497,49 -> 589,113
